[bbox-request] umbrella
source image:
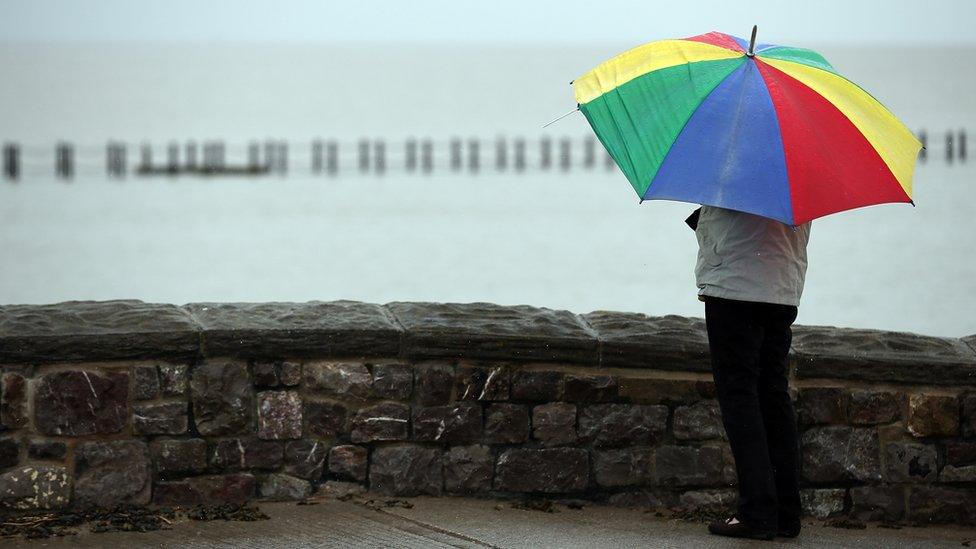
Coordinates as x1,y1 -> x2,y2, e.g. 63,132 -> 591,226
571,27 -> 922,226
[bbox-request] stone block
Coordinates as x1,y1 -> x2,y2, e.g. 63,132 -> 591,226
532,403 -> 577,446
257,390 -> 303,440
150,439 -> 207,476
158,363 -> 189,396
801,426 -> 880,483
0,436 -> 19,468
280,361 -> 302,387
350,402 -> 410,443
884,442 -> 937,482
577,404 -> 668,448
849,389 -> 902,425
908,486 -> 976,525
945,441 -> 976,466
800,488 -> 846,518
0,466 -> 70,510
387,302 -> 598,363
962,392 -> 976,437
191,361 -> 255,436
315,481 -> 366,499
443,445 -> 493,493
796,387 -> 848,425
184,300 -> 401,358
593,447 -> 654,487
907,393 -> 959,437
655,445 -> 724,486
792,325 -> 976,385
34,370 -> 129,436
0,300 -> 200,362
329,444 -> 368,482
211,438 -> 283,471
371,362 -> 413,400
414,361 -> 454,405
132,364 -> 160,400
607,489 -> 677,510
369,444 -> 443,496
850,485 -> 905,523
494,448 -> 588,493
675,489 -> 737,514
27,440 -> 66,461
133,402 -> 189,435
511,370 -> 564,401
252,361 -> 280,387
563,375 -> 618,403
74,440 -> 151,508
304,361 -> 372,399
259,473 -> 312,501
940,464 -> 976,482
484,403 -> 530,444
581,311 -> 711,371
284,439 -> 327,481
1,372 -> 28,429
455,363 -> 510,401
673,400 -> 726,440
412,403 -> 482,443
617,376 -> 715,404
153,474 -> 255,506
304,400 -> 348,437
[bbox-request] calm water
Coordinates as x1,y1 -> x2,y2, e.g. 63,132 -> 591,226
1,43 -> 974,337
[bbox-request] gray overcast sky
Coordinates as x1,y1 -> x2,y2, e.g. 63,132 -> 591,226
2,0 -> 974,44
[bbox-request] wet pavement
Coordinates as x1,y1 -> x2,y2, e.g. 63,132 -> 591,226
4,496 -> 976,548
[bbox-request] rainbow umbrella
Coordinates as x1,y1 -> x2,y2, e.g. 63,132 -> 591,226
572,28 -> 922,226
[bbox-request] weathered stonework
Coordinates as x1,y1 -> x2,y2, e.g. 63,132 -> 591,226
0,300 -> 974,526
191,361 -> 255,436
34,370 -> 129,436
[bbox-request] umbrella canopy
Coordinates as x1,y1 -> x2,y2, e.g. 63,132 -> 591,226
573,31 -> 922,226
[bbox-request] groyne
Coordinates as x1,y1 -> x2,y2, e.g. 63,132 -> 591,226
1,300 -> 975,525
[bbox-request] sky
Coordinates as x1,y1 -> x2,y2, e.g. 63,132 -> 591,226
2,0 -> 975,45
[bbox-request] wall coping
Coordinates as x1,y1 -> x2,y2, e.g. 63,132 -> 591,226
1,300 -> 974,385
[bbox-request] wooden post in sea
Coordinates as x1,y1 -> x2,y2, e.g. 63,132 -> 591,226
106,142 -> 126,178
2,143 -> 19,181
946,131 -> 954,164
513,138 -> 526,173
139,143 -> 152,173
55,142 -> 74,180
495,137 -> 507,171
167,142 -> 179,174
559,137 -> 571,171
247,141 -> 260,172
960,129 -> 968,162
374,140 -> 386,175
583,136 -> 596,169
311,139 -> 323,174
276,141 -> 287,174
421,139 -> 433,174
450,138 -> 462,172
358,139 -> 370,173
918,131 -> 927,162
185,141 -> 198,171
605,149 -> 615,170
467,139 -> 480,173
326,140 -> 338,176
405,138 -> 418,172
539,136 -> 552,171
262,140 -> 276,173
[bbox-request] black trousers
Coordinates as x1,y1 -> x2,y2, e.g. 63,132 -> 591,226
704,296 -> 801,530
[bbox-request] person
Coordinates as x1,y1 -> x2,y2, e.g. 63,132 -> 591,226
688,205 -> 812,541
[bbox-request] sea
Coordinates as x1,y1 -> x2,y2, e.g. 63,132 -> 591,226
1,43 -> 974,337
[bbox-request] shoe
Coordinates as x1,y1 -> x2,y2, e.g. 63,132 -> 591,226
777,519 -> 801,538
707,515 -> 775,540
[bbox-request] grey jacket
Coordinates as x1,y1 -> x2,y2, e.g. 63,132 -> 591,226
694,206 -> 812,307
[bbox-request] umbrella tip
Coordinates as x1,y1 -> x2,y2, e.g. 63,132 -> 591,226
747,25 -> 758,57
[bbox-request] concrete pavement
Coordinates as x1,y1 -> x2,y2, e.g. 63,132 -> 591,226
5,496 -> 976,548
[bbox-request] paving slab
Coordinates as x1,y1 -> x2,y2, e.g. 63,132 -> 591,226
4,496 -> 976,548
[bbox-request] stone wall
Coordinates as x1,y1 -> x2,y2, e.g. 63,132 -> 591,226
1,300 -> 975,525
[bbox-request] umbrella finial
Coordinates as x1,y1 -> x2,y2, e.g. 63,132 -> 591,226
747,25 -> 758,57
